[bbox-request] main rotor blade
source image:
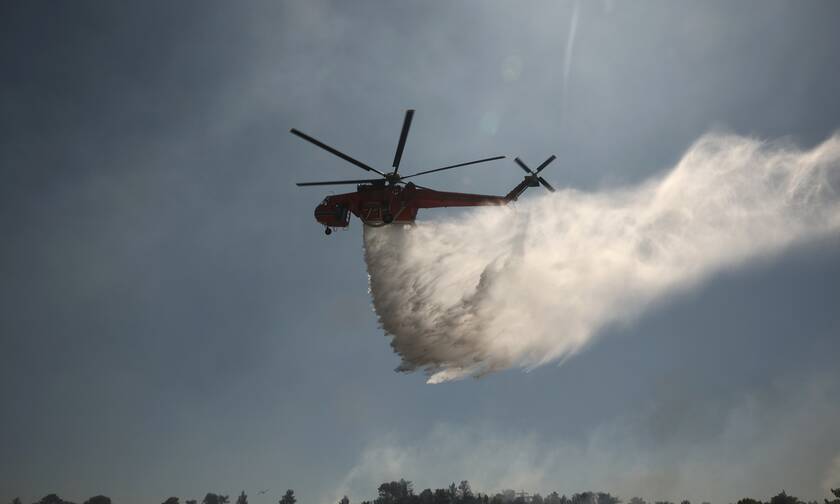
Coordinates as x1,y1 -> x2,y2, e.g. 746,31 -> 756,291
392,109 -> 415,174
398,180 -> 433,190
296,178 -> 384,187
290,128 -> 386,176
514,157 -> 534,174
538,176 -> 556,192
401,155 -> 506,179
534,155 -> 557,174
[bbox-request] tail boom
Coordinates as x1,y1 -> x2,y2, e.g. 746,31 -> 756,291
505,176 -> 541,201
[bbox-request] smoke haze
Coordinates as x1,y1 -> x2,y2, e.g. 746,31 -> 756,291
333,369 -> 840,503
364,133 -> 840,383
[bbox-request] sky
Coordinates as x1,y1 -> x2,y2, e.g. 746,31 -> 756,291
1,1 -> 839,504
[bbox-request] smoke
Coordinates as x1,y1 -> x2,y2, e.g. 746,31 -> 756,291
331,371 -> 840,503
364,133 -> 840,383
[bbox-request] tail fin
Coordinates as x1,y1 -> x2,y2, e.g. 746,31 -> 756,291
505,155 -> 557,201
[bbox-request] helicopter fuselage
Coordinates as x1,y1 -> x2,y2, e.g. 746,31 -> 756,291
314,181 -> 513,230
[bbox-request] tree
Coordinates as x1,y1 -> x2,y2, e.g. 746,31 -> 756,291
572,493 -> 596,504
532,495 -> 544,504
458,482 -> 474,503
280,490 -> 297,504
84,497 -> 111,504
339,496 -> 350,504
434,489 -> 452,504
161,498 -> 179,504
11,499 -> 22,504
378,480 -> 414,504
199,496 -> 229,504
38,495 -> 75,504
597,493 -> 620,504
770,492 -> 802,504
237,492 -> 248,504
419,490 -> 434,504
186,501 -> 198,504
737,499 -> 761,504
681,500 -> 691,504
826,490 -> 840,504
628,498 -> 646,504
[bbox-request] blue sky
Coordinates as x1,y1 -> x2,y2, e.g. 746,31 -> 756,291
1,2 -> 839,503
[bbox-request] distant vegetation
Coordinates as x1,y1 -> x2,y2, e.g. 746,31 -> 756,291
9,483 -> 839,504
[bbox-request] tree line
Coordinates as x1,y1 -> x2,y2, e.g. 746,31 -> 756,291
7,482 -> 839,504
357,480 -> 840,504
6,489 -> 296,504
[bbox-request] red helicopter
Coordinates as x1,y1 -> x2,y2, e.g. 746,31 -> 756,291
292,109 -> 557,234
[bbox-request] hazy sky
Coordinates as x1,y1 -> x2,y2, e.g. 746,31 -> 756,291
1,2 -> 839,504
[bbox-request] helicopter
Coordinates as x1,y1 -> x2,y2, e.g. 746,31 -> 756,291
292,109 -> 556,235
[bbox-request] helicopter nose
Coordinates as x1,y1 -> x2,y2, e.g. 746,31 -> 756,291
314,201 -> 350,228
314,202 -> 332,223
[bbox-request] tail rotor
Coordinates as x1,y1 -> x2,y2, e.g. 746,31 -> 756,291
514,156 -> 557,193
505,155 -> 558,201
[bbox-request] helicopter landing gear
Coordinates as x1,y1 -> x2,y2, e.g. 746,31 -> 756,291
324,227 -> 332,235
